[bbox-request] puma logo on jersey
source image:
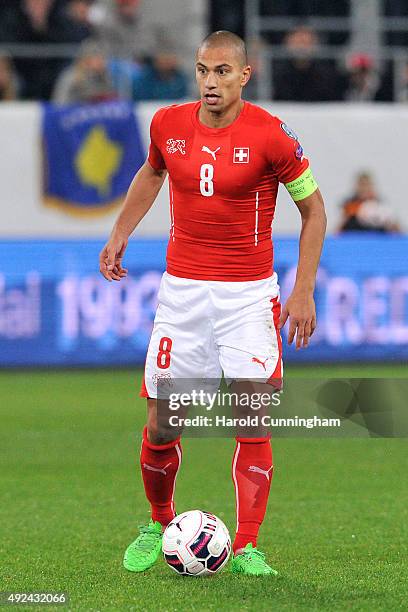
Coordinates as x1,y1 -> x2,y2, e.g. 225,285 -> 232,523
202,145 -> 220,160
143,462 -> 172,476
166,139 -> 186,155
252,356 -> 270,371
248,465 -> 273,481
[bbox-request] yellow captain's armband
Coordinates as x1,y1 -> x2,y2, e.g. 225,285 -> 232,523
285,168 -> 318,202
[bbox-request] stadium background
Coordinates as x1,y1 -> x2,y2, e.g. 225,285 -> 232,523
1,1 -> 407,610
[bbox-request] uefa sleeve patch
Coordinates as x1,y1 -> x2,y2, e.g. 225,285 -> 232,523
280,122 -> 298,140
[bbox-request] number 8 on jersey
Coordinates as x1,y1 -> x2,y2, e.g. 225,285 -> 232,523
200,164 -> 214,197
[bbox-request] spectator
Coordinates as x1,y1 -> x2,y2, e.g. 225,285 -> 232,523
259,0 -> 350,46
0,55 -> 19,101
61,0 -> 97,43
131,51 -> 188,101
273,26 -> 346,101
108,57 -> 143,100
0,0 -> 79,99
92,0 -> 160,61
344,53 -> 380,102
52,40 -> 116,104
338,172 -> 400,233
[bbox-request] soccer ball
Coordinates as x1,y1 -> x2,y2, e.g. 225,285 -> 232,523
162,510 -> 231,576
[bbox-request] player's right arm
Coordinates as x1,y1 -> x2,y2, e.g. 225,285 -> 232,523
267,118 -> 326,349
99,160 -> 167,282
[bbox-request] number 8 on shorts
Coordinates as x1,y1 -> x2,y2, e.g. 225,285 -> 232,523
156,337 -> 173,369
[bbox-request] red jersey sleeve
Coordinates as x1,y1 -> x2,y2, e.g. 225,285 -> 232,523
267,117 -> 309,184
147,108 -> 167,171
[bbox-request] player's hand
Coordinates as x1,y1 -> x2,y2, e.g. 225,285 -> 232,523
99,234 -> 129,282
278,290 -> 316,349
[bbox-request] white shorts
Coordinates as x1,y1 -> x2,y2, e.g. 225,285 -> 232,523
141,272 -> 283,399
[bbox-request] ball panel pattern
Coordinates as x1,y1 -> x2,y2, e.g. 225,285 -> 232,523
164,553 -> 184,574
162,510 -> 231,577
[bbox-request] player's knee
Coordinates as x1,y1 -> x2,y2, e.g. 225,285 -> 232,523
146,402 -> 178,445
146,407 -> 160,443
148,423 -> 177,445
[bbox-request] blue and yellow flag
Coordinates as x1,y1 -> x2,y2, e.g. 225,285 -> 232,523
42,101 -> 145,215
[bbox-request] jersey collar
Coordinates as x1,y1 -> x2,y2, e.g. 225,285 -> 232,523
192,100 -> 248,135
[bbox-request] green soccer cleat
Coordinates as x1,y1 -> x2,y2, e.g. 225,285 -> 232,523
123,519 -> 163,573
230,543 -> 278,576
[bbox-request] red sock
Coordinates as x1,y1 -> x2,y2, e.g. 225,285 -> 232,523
231,436 -> 273,554
140,427 -> 182,527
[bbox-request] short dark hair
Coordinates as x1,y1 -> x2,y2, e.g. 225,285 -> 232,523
198,30 -> 248,66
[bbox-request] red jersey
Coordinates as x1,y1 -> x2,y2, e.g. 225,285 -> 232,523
148,100 -> 310,281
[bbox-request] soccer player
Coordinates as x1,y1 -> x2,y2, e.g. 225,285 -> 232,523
100,30 -> 327,576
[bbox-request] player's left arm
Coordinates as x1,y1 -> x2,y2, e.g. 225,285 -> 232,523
279,187 -> 327,349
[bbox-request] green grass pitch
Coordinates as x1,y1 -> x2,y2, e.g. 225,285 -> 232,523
1,366 -> 407,611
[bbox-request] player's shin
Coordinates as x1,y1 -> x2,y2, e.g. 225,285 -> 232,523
140,426 -> 182,527
231,436 -> 273,554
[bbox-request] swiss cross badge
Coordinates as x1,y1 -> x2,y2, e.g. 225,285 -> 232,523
233,147 -> 250,163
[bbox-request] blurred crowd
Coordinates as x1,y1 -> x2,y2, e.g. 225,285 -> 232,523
212,0 -> 408,103
1,0 -> 408,104
270,26 -> 394,103
0,0 -> 188,103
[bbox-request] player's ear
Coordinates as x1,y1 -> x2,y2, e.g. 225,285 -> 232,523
241,65 -> 251,87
